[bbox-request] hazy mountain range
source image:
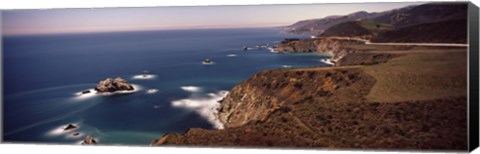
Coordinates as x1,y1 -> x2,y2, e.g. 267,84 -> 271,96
284,2 -> 467,43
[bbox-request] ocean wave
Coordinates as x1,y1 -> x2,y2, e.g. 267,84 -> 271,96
180,86 -> 202,93
5,98 -> 101,137
226,54 -> 238,57
46,122 -> 81,136
5,84 -> 95,99
320,58 -> 334,65
65,132 -> 84,139
146,89 -> 158,94
73,89 -> 97,100
73,84 -> 142,100
132,74 -> 157,80
171,90 -> 228,129
267,47 -> 279,53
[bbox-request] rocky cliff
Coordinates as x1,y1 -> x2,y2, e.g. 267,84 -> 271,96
273,37 -> 365,63
217,68 -> 366,128
152,65 -> 467,149
153,68 -> 380,146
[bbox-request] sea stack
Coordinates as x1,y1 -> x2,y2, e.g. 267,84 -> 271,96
63,124 -> 77,131
94,77 -> 134,93
81,136 -> 97,145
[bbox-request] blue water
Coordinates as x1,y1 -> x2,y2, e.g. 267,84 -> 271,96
2,28 -> 331,145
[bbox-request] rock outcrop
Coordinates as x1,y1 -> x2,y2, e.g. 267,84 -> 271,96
218,68 -> 367,128
81,136 -> 97,145
94,77 -> 134,93
63,124 -> 77,131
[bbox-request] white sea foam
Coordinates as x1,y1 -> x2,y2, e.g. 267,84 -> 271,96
171,90 -> 229,129
202,62 -> 215,65
282,65 -> 293,68
74,89 -> 97,100
226,54 -> 238,57
132,74 -> 157,80
268,47 -> 279,53
180,86 -> 202,93
73,84 -> 142,100
320,58 -> 335,65
146,89 -> 158,94
96,84 -> 142,96
65,132 -> 84,139
46,123 -> 81,136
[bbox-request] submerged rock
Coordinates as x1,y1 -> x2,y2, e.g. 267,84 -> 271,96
94,77 -> 134,93
63,124 -> 77,131
81,136 -> 97,145
81,90 -> 91,94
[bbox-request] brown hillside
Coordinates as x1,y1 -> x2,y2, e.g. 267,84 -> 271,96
153,48 -> 468,150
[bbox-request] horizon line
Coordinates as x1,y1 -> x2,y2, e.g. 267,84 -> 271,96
2,25 -> 288,37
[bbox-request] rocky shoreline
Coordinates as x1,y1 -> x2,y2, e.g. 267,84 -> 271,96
273,37 -> 366,65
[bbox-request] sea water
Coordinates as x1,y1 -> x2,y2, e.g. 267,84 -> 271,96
2,28 -> 331,145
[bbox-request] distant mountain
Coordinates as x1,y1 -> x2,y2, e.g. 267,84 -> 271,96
372,2 -> 467,28
320,21 -> 372,38
315,2 -> 468,43
285,2 -> 468,40
371,19 -> 467,43
284,11 -> 381,35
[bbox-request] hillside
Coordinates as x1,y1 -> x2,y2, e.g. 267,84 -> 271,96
371,19 -> 467,43
152,47 -> 468,150
372,2 -> 467,28
319,3 -> 468,42
320,21 -> 372,38
284,11 -> 380,35
284,2 -> 468,37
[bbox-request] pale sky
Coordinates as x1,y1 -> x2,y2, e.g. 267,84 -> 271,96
1,2 -> 424,36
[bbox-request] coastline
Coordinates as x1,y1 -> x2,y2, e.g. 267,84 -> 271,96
152,41 -> 468,150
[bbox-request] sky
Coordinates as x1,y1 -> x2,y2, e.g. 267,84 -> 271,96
1,2 -> 424,36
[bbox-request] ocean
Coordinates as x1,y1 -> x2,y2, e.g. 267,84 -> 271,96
2,28 -> 331,145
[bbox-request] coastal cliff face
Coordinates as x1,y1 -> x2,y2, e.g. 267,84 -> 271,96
273,37 -> 403,67
153,68 -> 379,146
217,68 -> 365,128
153,65 -> 467,149
217,72 -> 284,128
273,38 -> 365,62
